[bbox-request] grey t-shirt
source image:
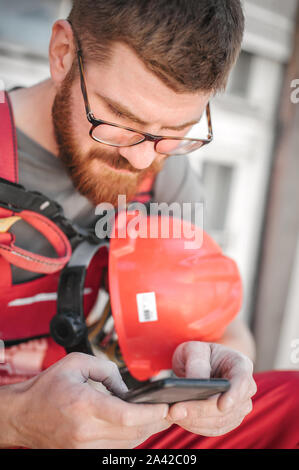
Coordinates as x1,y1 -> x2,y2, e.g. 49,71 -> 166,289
11,126 -> 205,283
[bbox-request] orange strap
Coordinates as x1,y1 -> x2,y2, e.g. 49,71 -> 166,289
0,209 -> 72,274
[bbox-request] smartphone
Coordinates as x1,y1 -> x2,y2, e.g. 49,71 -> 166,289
122,378 -> 230,404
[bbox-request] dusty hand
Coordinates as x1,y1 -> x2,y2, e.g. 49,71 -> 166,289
15,353 -> 170,448
167,342 -> 257,437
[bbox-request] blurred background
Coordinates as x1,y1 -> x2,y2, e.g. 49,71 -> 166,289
0,0 -> 298,372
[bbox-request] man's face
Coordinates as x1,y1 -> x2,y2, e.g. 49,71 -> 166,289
52,41 -> 211,207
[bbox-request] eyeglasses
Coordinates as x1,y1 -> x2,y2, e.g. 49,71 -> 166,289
70,21 -> 213,156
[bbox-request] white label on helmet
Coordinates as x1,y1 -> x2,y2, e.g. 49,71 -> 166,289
136,292 -> 158,323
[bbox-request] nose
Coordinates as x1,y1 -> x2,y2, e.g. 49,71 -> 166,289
119,140 -> 160,170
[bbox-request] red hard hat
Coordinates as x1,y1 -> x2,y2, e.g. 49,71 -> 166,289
108,211 -> 242,381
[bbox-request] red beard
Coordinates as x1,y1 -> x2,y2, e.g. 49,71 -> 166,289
52,68 -> 164,207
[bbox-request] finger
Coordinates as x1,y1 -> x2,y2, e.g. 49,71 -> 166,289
168,398 -> 218,421
172,342 -> 211,378
172,401 -> 252,436
209,348 -> 257,412
168,397 -> 252,422
78,423 -> 172,451
90,392 -> 169,427
71,414 -> 172,445
188,400 -> 252,427
60,404 -> 171,447
95,418 -> 172,443
185,414 -> 247,438
63,353 -> 128,397
217,366 -> 257,413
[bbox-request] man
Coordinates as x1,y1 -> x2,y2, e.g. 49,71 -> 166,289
0,0 -> 298,449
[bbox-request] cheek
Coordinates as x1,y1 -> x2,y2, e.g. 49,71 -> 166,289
69,103 -> 93,149
68,82 -> 92,139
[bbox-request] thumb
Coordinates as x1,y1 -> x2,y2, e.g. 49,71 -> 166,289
87,356 -> 129,397
64,353 -> 128,397
172,342 -> 212,378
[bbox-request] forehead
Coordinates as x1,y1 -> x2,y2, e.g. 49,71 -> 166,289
86,41 -> 211,123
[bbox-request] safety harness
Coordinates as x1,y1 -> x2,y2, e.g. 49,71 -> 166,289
0,91 -> 154,361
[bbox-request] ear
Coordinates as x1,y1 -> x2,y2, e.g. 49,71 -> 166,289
49,19 -> 76,87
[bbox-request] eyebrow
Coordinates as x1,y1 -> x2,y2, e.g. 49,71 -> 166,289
96,93 -> 203,131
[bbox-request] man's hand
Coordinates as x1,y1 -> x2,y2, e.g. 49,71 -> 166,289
167,342 -> 257,436
13,353 -> 170,449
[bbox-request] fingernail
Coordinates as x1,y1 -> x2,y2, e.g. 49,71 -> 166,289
171,407 -> 187,421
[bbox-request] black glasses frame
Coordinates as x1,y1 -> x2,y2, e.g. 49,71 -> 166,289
69,21 -> 214,156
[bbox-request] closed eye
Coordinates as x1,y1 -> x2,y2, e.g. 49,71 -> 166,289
109,105 -> 190,136
106,102 -> 145,126
110,107 -> 125,119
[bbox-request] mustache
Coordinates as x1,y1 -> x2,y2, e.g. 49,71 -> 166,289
89,148 -> 141,174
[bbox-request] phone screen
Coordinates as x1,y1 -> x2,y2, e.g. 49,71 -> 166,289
123,378 -> 230,404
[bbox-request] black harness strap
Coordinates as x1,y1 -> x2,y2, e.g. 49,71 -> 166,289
0,177 -> 98,247
50,265 -> 93,355
50,241 -> 109,355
